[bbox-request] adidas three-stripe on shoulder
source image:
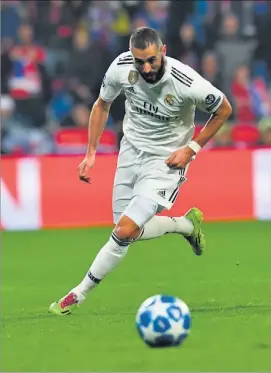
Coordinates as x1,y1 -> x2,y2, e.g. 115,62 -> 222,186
117,55 -> 133,66
171,66 -> 193,87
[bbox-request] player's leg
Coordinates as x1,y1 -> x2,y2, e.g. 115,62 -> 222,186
81,195 -> 158,289
139,208 -> 204,255
134,156 -> 205,256
48,138 -> 141,315
49,195 -> 158,315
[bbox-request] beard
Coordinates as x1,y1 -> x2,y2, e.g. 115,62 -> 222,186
139,56 -> 165,84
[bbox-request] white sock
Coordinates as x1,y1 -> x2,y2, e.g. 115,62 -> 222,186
73,235 -> 130,296
140,216 -> 193,240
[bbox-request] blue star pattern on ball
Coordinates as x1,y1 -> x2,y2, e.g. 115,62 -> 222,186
136,295 -> 191,348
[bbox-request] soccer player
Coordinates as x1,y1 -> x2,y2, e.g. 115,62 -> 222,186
49,27 -> 232,315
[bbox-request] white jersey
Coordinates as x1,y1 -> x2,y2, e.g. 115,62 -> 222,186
100,51 -> 223,156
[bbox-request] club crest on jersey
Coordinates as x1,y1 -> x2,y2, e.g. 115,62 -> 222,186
128,70 -> 139,85
164,94 -> 175,106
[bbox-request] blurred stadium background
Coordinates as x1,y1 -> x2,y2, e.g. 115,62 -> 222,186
1,2 -> 271,372
1,0 -> 271,155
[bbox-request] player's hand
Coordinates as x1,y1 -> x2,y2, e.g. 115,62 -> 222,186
77,154 -> 96,184
165,146 -> 195,169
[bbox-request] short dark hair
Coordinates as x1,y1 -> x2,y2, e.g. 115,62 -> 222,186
130,27 -> 163,50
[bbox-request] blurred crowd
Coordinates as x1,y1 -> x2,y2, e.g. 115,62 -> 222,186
1,0 -> 271,155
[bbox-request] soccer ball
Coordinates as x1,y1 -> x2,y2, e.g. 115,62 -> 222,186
136,294 -> 191,347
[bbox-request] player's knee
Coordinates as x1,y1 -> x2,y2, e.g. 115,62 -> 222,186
113,195 -> 158,241
114,215 -> 141,240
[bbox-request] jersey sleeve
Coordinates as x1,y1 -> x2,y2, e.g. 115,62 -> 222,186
100,58 -> 123,102
185,67 -> 224,114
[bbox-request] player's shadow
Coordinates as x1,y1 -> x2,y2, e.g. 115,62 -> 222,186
255,342 -> 271,349
191,304 -> 270,314
1,313 -> 61,325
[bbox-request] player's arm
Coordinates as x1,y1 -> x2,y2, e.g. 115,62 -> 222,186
78,63 -> 122,183
192,95 -> 232,151
186,71 -> 232,154
86,96 -> 112,157
166,71 -> 232,169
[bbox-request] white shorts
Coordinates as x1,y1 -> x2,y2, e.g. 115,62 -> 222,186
113,137 -> 189,223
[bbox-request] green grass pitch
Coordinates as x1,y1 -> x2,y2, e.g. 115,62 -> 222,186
1,221 -> 271,372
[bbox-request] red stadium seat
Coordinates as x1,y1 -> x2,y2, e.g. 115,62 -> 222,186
54,128 -> 117,154
231,124 -> 261,148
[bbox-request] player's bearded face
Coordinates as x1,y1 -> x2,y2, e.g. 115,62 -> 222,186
132,44 -> 166,83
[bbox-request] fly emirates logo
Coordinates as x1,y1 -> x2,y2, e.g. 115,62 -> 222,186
130,100 -> 179,122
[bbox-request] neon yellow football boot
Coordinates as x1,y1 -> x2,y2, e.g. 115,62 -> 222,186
183,207 -> 205,256
49,290 -> 85,316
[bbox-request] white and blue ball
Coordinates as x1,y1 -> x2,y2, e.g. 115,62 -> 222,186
136,295 -> 191,347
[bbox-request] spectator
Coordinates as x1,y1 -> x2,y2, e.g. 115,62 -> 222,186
133,0 -> 169,37
69,0 -> 90,21
111,1 -> 131,54
231,65 -> 256,123
1,40 -> 13,94
60,103 -> 90,128
34,0 -> 75,50
8,23 -> 51,127
254,1 -> 271,74
215,13 -> 257,97
201,51 -> 223,90
171,23 -> 203,71
250,76 -> 271,120
196,51 -> 223,123
1,94 -> 54,155
84,1 -> 117,53
67,27 -> 111,103
165,0 -> 195,51
112,1 -> 131,36
48,79 -> 74,123
33,1 -> 77,78
122,0 -> 141,19
132,16 -> 149,30
0,94 -> 26,130
1,94 -> 27,154
1,0 -> 21,42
